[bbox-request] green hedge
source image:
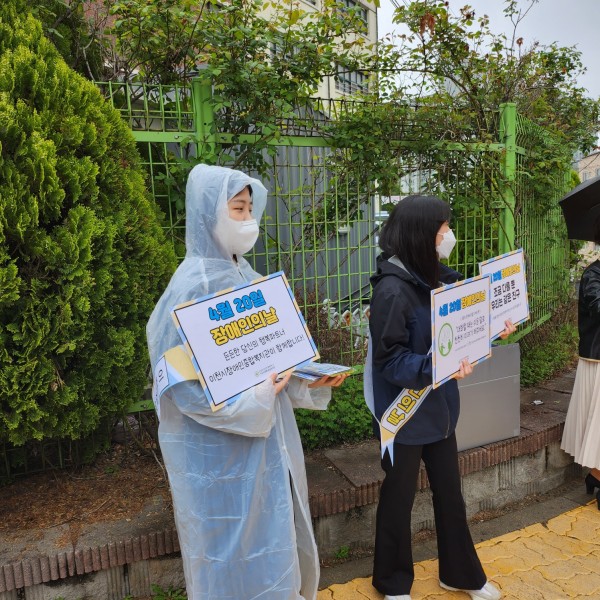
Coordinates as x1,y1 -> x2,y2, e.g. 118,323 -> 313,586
0,1 -> 176,445
30,0 -> 105,79
295,375 -> 373,450
520,305 -> 579,387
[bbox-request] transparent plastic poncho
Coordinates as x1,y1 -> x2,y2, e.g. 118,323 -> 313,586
146,164 -> 330,600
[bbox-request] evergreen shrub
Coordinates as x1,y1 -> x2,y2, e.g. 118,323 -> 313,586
0,1 -> 176,445
30,0 -> 105,79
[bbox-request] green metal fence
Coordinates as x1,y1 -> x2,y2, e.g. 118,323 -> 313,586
0,421 -> 112,482
96,79 -> 572,363
513,111 -> 572,327
0,81 -> 574,481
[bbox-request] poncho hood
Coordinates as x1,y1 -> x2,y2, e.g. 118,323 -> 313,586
146,164 -> 267,367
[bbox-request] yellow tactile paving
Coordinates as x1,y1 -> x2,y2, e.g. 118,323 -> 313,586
318,499 -> 600,599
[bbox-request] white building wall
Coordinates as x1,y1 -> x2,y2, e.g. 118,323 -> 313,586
576,149 -> 600,182
262,0 -> 378,100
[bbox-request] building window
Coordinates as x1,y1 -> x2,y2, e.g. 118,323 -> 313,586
596,168 -> 600,177
335,65 -> 368,94
270,36 -> 302,62
582,172 -> 590,181
339,0 -> 368,29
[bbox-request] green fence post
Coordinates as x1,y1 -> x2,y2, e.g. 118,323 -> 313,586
498,102 -> 517,254
192,73 -> 217,161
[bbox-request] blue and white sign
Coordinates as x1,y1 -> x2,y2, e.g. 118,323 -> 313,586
479,248 -> 530,339
431,275 -> 492,388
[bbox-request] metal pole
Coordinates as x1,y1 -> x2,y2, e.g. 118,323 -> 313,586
192,70 -> 217,162
498,102 -> 517,254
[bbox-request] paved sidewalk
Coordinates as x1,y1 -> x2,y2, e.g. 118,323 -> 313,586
318,497 -> 600,599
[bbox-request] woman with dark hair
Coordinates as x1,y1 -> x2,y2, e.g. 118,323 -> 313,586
561,216 -> 600,509
366,195 -> 513,600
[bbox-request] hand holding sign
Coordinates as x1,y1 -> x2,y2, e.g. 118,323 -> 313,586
272,371 -> 293,394
308,373 -> 351,388
498,319 -> 517,340
453,357 -> 474,380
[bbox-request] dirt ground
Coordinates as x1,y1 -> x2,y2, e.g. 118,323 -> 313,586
0,435 -> 171,535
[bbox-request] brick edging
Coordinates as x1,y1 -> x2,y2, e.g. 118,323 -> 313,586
0,527 -> 179,593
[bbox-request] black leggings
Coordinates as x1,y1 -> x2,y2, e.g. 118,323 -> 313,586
372,432 -> 487,596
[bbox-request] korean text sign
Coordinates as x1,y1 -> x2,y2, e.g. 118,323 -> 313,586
431,275 -> 492,388
171,272 -> 318,411
479,248 -> 530,339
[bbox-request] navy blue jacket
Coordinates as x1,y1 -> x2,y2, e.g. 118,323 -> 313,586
369,254 -> 462,445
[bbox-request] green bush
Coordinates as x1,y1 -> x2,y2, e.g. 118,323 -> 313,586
295,375 -> 373,450
30,0 -> 105,80
520,303 -> 579,387
0,0 -> 176,445
151,584 -> 188,600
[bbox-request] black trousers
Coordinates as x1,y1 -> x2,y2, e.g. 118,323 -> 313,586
372,433 -> 487,596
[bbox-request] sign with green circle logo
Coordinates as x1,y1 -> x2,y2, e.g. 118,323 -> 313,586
431,275 -> 491,387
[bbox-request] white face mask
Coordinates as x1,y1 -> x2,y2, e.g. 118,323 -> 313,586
436,229 -> 456,260
214,215 -> 259,257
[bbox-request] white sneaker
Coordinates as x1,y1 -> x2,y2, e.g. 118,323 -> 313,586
384,595 -> 412,600
440,580 -> 501,600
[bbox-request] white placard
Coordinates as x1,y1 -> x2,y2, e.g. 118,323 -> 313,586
431,275 -> 492,388
479,248 -> 530,339
171,272 -> 318,411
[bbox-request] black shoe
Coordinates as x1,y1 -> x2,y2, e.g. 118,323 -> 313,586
585,472 -> 600,495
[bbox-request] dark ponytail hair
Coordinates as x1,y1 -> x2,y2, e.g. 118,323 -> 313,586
379,195 -> 451,287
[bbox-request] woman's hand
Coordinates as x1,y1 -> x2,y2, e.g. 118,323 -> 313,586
269,371 -> 293,394
498,319 -> 517,340
308,373 -> 350,388
453,358 -> 473,380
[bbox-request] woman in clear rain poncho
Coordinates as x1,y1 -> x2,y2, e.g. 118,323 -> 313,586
147,164 -> 346,600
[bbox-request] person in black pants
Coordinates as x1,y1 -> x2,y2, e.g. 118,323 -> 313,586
367,196 -> 515,600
